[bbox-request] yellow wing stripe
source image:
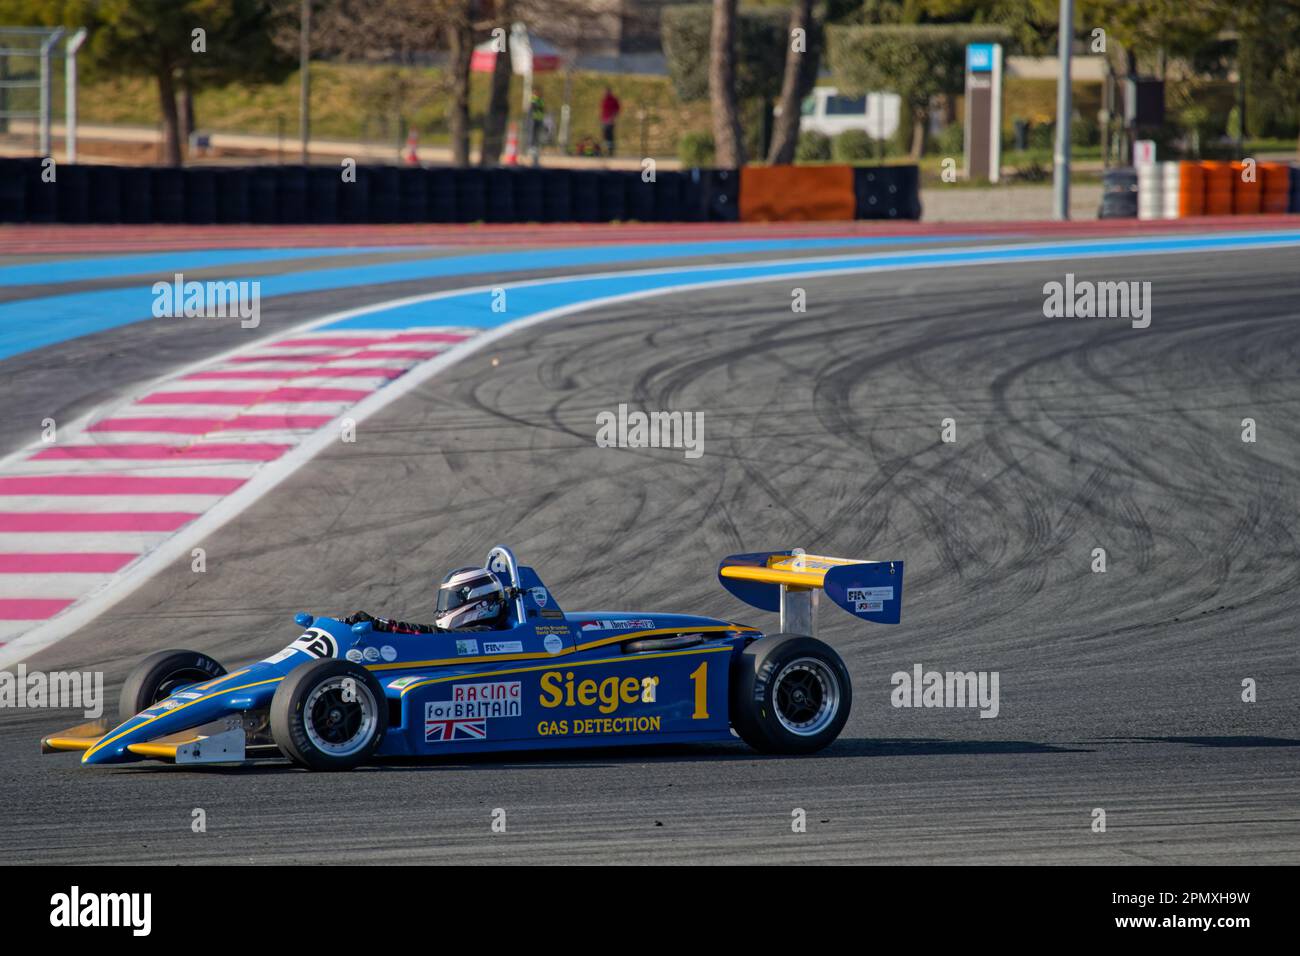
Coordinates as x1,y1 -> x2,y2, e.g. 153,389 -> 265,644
721,565 -> 827,588
721,553 -> 868,589
127,738 -> 202,759
399,644 -> 730,697
82,677 -> 283,762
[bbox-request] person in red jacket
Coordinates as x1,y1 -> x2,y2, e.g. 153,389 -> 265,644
600,87 -> 621,157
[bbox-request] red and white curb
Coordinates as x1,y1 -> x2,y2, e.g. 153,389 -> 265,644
0,325 -> 477,648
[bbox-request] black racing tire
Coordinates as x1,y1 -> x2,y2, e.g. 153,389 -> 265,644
270,659 -> 387,771
119,649 -> 227,722
730,634 -> 852,755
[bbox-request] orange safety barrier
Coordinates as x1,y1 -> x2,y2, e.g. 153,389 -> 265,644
1230,161 -> 1262,214
739,165 -> 856,222
1200,161 -> 1235,216
1177,161 -> 1205,217
1259,162 -> 1292,214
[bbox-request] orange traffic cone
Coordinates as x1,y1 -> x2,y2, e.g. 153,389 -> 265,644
503,122 -> 519,166
404,129 -> 419,165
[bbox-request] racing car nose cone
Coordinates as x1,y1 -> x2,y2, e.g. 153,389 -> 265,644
80,740 -> 129,765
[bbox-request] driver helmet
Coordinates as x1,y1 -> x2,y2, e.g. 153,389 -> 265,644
436,567 -> 507,631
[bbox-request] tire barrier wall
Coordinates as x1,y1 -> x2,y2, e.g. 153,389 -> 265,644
737,164 -> 923,221
0,159 -> 922,225
1098,167 -> 1139,219
1113,161 -> 1299,220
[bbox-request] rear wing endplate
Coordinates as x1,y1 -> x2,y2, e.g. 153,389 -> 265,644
718,549 -> 903,633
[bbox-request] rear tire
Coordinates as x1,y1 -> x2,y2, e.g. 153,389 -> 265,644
119,649 -> 227,722
270,659 -> 387,771
730,634 -> 851,754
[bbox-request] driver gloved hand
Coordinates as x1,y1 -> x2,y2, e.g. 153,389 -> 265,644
344,610 -> 374,625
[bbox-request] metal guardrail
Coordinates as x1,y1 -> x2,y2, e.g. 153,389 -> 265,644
0,26 -> 86,158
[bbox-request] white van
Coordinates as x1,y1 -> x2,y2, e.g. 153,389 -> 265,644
799,87 -> 901,139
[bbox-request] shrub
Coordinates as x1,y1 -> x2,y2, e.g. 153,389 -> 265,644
678,130 -> 716,167
932,121 -> 963,156
832,128 -> 875,161
1028,121 -> 1055,150
1070,115 -> 1099,147
795,130 -> 832,162
1010,160 -> 1050,182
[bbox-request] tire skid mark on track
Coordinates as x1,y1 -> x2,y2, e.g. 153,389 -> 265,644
4,245 -> 1300,864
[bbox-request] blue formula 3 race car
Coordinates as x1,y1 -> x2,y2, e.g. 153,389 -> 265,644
42,546 -> 903,771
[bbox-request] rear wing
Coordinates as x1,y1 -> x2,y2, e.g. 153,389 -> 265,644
718,549 -> 903,634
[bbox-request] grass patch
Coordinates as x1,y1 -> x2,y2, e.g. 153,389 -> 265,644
76,62 -> 711,158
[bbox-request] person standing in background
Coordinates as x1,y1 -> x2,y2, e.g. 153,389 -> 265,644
529,92 -> 546,166
600,87 -> 621,157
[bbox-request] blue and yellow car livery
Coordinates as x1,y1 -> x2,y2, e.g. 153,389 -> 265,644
42,545 -> 903,770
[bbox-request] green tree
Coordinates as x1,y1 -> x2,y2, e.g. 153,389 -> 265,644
1080,0 -> 1299,151
664,4 -> 787,105
1232,0 -> 1300,151
827,22 -> 1009,158
663,3 -> 788,163
443,1 -> 475,167
907,0 -> 1059,55
709,0 -> 745,166
5,0 -> 293,165
304,0 -> 467,162
767,0 -> 824,164
1076,0 -> 1229,73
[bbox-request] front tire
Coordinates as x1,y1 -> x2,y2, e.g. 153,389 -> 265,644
119,649 -> 227,722
270,659 -> 387,771
731,634 -> 851,754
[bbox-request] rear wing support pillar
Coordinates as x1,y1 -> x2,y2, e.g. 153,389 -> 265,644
779,548 -> 819,636
780,584 -> 819,637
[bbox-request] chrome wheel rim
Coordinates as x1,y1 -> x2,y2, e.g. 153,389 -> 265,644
304,676 -> 377,756
773,657 -> 839,736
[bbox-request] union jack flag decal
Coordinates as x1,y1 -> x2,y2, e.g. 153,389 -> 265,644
425,717 -> 487,742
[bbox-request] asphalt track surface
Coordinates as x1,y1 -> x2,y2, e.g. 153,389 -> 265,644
1,241 -> 1298,864
0,238 -> 998,456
